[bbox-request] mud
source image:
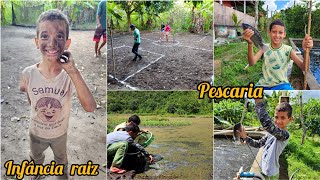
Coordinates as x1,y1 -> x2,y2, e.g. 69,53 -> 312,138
107,31 -> 213,90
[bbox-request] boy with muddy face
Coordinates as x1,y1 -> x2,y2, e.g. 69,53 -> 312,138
19,9 -> 96,180
237,98 -> 293,179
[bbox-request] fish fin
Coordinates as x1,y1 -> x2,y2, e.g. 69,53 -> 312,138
262,43 -> 269,53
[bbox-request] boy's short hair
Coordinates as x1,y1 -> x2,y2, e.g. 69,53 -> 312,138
275,102 -> 292,117
36,9 -> 70,39
130,24 -> 135,29
269,19 -> 286,32
128,115 -> 141,125
125,122 -> 140,133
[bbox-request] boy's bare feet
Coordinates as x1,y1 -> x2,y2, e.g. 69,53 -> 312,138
110,166 -> 126,174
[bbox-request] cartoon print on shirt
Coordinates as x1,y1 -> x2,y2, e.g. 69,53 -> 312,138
35,97 -> 62,122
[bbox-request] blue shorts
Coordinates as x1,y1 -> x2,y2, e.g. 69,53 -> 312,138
263,83 -> 294,90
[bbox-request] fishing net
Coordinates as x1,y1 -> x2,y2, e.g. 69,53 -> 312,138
12,2 -> 44,27
134,131 -> 154,148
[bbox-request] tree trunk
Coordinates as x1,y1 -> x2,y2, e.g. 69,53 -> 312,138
127,12 -> 131,31
255,1 -> 259,29
110,17 -> 116,79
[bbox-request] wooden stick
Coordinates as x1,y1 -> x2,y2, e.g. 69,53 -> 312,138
304,0 -> 312,90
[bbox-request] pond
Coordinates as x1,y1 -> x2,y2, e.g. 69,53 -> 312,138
214,138 -> 260,180
136,117 -> 213,179
290,38 -> 320,87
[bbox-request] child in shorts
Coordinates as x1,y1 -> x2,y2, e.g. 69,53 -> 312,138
93,0 -> 106,57
20,9 -> 96,179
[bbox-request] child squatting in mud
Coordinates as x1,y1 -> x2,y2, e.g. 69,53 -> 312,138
19,9 -> 96,180
237,98 -> 293,179
243,19 -> 313,90
107,123 -> 153,174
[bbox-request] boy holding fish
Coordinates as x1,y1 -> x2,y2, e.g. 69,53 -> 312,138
236,98 -> 293,179
243,20 -> 313,90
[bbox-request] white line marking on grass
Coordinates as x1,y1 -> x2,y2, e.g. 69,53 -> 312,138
107,45 -> 126,51
108,74 -> 139,90
107,45 -> 165,88
123,54 -> 165,82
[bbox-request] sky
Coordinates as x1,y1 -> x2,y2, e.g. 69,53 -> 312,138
263,91 -> 320,103
262,0 -> 303,17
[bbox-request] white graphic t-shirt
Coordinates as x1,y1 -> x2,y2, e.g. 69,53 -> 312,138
20,64 -> 74,139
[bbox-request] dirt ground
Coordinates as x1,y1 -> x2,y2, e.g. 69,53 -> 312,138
107,31 -> 213,90
1,26 -> 106,179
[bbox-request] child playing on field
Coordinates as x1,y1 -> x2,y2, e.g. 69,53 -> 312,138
107,123 -> 153,173
165,22 -> 171,42
160,22 -> 165,41
237,98 -> 293,179
20,9 -> 96,180
93,0 -> 106,57
130,24 -> 142,61
243,19 -> 313,90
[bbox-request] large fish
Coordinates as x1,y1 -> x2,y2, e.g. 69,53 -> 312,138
242,23 -> 269,53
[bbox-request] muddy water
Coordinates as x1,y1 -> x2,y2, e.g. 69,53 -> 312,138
136,117 -> 213,179
214,138 -> 260,180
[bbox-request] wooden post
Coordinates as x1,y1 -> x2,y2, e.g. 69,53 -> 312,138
303,0 -> 312,90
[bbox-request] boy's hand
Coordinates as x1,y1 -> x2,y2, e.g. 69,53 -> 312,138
58,51 -> 78,74
148,155 -> 154,163
242,29 -> 254,44
302,34 -> 313,52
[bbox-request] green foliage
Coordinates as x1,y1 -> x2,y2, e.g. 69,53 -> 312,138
274,2 -> 320,38
301,98 -> 320,137
214,41 -> 262,86
284,130 -> 320,178
231,12 -> 241,31
107,114 -> 192,133
214,99 -> 243,124
107,91 -> 213,116
1,0 -> 98,29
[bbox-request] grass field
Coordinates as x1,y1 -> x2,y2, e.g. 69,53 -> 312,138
285,130 -> 320,179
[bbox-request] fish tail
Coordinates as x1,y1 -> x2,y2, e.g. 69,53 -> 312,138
262,43 -> 269,53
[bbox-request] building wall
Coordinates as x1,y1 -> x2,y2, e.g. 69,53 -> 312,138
214,2 -> 255,27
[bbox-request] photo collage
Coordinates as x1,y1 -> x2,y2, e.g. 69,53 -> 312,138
1,0 -> 319,179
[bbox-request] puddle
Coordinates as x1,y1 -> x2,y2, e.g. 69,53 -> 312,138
136,117 -> 213,179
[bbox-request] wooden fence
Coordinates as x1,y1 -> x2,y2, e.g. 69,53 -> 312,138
214,2 -> 255,27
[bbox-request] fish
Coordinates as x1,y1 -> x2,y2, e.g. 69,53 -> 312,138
242,23 -> 269,53
233,122 -> 244,142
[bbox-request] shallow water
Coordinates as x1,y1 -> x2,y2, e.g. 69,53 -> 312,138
300,47 -> 320,84
136,117 -> 213,179
214,138 -> 260,180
